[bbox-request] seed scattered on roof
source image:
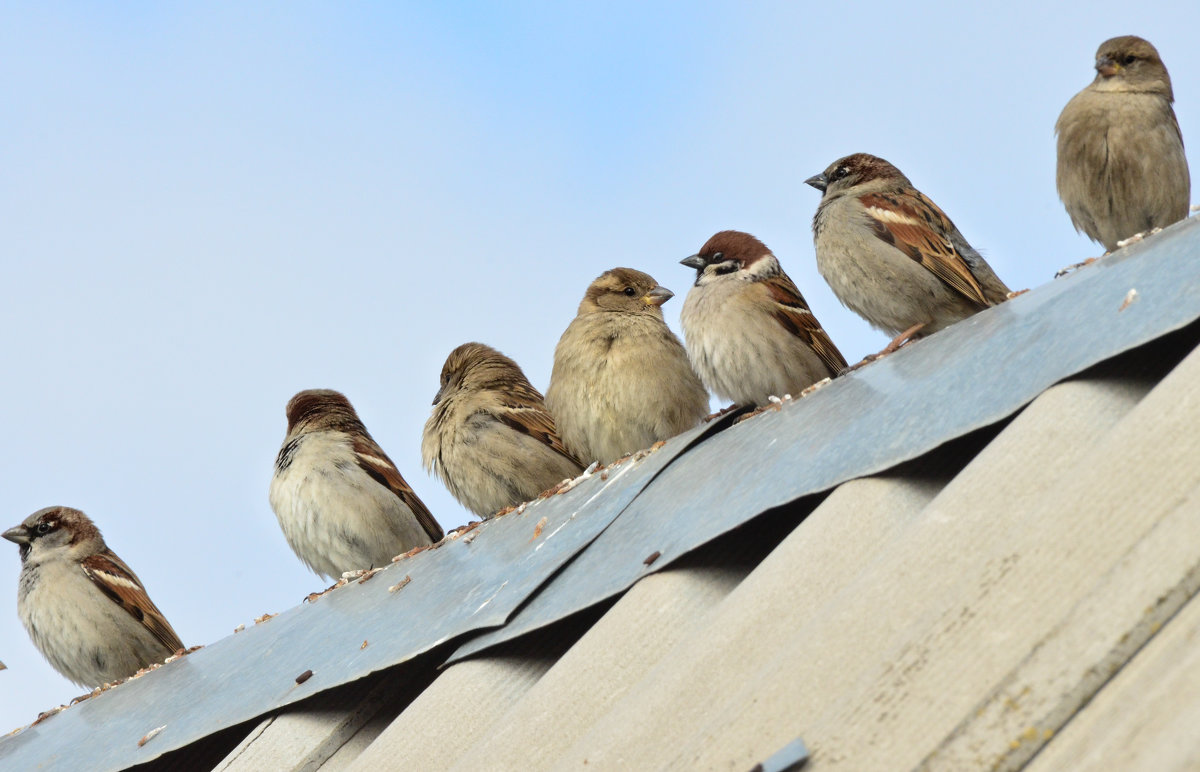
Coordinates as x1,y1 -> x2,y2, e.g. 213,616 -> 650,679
643,551 -> 661,566
389,575 -> 412,593
295,670 -> 313,685
137,726 -> 165,747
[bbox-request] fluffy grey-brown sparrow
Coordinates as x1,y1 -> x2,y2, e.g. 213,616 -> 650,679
3,507 -> 184,688
1056,35 -> 1190,251
680,230 -> 847,407
270,389 -> 442,580
423,342 -> 584,518
545,267 -> 709,465
806,153 -> 1010,347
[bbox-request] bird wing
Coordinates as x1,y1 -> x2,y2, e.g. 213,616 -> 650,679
495,381 -> 584,468
762,274 -> 849,374
860,191 -> 992,307
81,551 -> 184,654
353,436 -> 444,542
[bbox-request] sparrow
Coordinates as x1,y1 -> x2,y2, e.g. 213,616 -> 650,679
269,389 -> 442,580
545,267 -> 709,465
423,342 -> 584,518
679,230 -> 847,407
3,506 -> 184,688
806,153 -> 1011,348
1056,35 -> 1190,251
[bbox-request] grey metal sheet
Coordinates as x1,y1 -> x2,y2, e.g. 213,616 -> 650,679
448,217 -> 1200,663
4,219 -> 1197,770
0,415 -> 737,772
754,737 -> 810,772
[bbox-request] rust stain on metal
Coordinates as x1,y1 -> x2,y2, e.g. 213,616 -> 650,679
531,516 -> 548,541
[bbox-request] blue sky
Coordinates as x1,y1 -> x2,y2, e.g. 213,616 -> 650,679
2,2 -> 1197,730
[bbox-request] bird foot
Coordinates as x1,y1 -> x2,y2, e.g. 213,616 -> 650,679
704,404 -> 742,421
1116,227 -> 1162,249
838,324 -> 925,375
1054,257 -> 1099,278
733,405 -> 768,425
799,379 -> 830,397
1005,288 -> 1030,300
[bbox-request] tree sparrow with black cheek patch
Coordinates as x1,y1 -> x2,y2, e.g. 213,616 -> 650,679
679,230 -> 847,407
3,506 -> 184,688
546,267 -> 709,465
423,342 -> 584,518
269,389 -> 442,580
806,153 -> 1010,350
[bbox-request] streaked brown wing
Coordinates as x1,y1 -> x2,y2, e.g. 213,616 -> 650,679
763,275 -> 848,375
860,192 -> 989,307
81,551 -> 184,654
353,436 -> 444,542
496,386 -> 584,469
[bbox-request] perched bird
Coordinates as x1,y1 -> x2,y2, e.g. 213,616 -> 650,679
2,506 -> 183,688
545,268 -> 709,465
1056,35 -> 1190,251
423,342 -> 584,518
806,153 -> 1010,348
269,389 -> 442,580
680,230 -> 847,407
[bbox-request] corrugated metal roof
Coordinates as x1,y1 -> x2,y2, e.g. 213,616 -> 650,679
2,216 -> 1199,771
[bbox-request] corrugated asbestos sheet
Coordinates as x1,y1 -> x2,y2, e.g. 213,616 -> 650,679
3,216 -> 1200,771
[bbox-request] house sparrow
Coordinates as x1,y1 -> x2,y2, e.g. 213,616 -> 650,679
423,342 -> 584,518
679,230 -> 847,407
545,267 -> 709,465
269,389 -> 442,580
1056,35 -> 1190,251
806,153 -> 1010,348
2,507 -> 184,688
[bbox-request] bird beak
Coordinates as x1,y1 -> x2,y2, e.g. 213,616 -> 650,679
643,286 -> 674,307
1095,55 -> 1119,78
804,173 -> 828,192
680,254 -> 706,270
2,525 -> 29,545
431,386 -> 444,406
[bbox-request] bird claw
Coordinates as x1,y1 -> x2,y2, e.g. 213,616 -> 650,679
1054,257 -> 1099,278
704,404 -> 742,421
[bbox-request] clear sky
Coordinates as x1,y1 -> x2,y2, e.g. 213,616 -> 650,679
1,1 -> 1197,731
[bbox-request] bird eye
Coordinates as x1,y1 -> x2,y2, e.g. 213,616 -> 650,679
712,252 -> 724,262
35,522 -> 51,535
1122,54 -> 1136,65
833,166 -> 849,180
623,287 -> 636,297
